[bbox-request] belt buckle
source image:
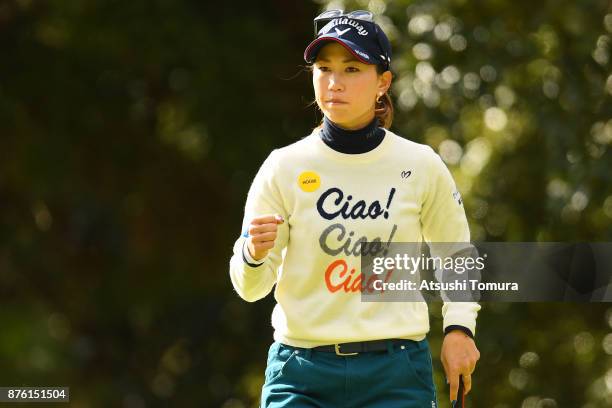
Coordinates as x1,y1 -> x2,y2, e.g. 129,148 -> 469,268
334,344 -> 358,356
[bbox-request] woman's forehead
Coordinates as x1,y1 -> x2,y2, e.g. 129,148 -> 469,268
316,42 -> 359,62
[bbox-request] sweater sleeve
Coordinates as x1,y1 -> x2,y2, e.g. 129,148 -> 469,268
229,150 -> 290,302
420,147 -> 481,336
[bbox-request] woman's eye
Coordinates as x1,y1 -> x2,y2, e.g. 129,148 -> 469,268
315,66 -> 359,72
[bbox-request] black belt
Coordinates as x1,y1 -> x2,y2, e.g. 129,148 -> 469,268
313,339 -> 409,356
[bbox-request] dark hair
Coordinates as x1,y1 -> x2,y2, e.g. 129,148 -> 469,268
307,63 -> 394,129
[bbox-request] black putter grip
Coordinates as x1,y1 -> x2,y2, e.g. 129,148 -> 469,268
455,375 -> 465,407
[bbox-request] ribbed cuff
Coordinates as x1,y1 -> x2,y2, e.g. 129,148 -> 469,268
444,325 -> 474,339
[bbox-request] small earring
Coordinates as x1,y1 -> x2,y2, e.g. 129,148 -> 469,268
376,93 -> 383,104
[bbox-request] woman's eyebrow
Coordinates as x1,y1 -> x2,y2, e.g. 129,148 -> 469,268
316,57 -> 362,63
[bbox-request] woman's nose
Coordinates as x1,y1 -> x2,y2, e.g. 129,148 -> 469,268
328,73 -> 343,91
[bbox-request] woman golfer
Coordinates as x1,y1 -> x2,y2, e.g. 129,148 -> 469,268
229,10 -> 480,408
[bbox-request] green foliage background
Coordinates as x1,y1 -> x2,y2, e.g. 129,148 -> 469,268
0,0 -> 611,406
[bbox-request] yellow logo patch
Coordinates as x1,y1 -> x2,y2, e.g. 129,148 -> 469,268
298,171 -> 321,192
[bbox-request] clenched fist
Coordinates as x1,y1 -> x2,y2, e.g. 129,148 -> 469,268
246,214 -> 285,261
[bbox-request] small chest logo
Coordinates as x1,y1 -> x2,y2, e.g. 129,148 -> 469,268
401,170 -> 412,179
298,171 -> 321,192
453,190 -> 463,205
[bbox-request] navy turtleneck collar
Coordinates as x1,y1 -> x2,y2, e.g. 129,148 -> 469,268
319,116 -> 385,154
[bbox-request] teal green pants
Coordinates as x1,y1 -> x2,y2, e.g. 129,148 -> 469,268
261,339 -> 437,408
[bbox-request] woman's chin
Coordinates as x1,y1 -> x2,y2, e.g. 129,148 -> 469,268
323,111 -> 350,123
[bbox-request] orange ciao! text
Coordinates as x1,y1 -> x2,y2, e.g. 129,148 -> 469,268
324,259 -> 394,293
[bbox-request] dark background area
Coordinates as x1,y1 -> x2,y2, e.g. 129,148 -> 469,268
0,0 -> 611,406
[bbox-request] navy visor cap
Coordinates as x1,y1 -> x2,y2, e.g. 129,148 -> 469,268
304,17 -> 392,70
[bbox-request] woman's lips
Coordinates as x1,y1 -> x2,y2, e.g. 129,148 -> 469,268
326,99 -> 348,105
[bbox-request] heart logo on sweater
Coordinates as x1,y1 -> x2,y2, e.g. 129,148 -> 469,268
401,170 -> 412,179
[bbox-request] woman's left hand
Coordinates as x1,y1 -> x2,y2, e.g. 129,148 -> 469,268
441,330 -> 480,403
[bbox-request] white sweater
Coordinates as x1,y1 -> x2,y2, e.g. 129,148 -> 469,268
229,129 -> 480,348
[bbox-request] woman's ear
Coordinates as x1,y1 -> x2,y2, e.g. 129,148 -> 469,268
378,71 -> 393,95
